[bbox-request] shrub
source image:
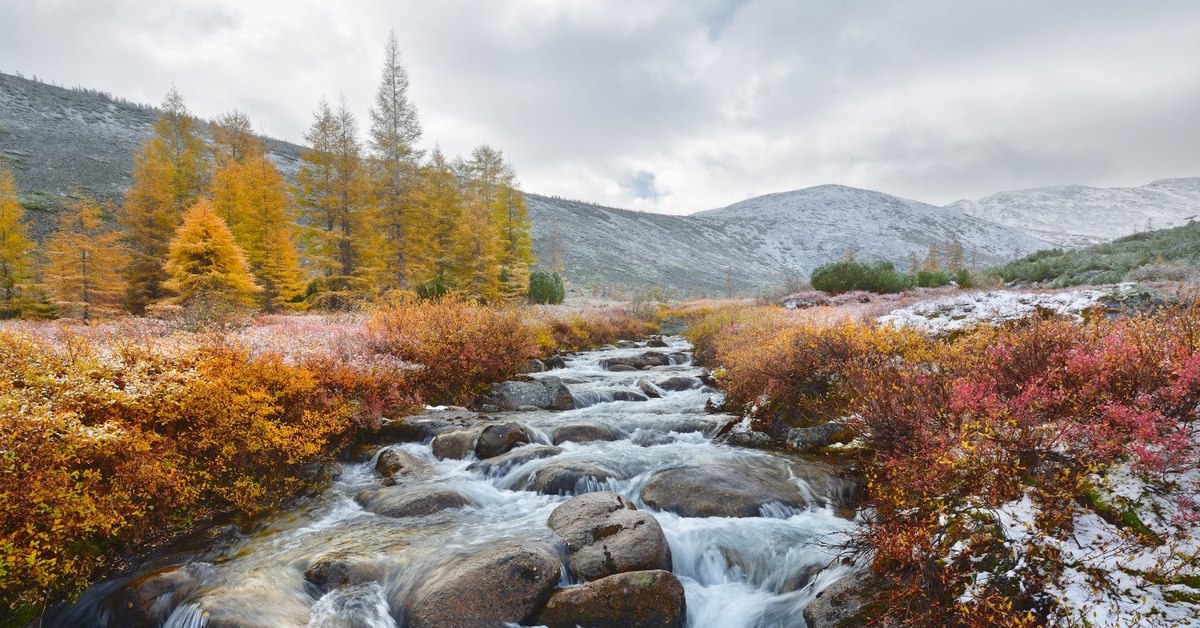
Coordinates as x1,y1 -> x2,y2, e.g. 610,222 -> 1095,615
527,270 -> 565,304
810,260 -> 913,294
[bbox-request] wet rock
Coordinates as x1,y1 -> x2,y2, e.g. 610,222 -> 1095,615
718,430 -> 774,449
667,352 -> 689,365
468,444 -> 564,474
374,446 -> 430,484
521,358 -> 548,373
355,486 -> 472,518
601,351 -> 671,371
431,429 -> 479,460
632,431 -> 675,447
475,377 -> 575,412
607,363 -> 639,372
616,340 -> 638,349
194,580 -> 311,628
110,565 -> 205,627
646,336 -> 669,348
475,422 -> 533,459
371,408 -> 483,444
640,463 -> 809,518
406,542 -> 561,628
304,555 -> 385,593
547,492 -> 672,580
636,380 -> 663,399
545,354 -> 568,370
786,421 -> 854,453
698,370 -> 718,387
608,390 -> 650,402
535,570 -> 686,628
655,376 -> 702,392
551,422 -> 625,445
529,461 -> 617,495
803,570 -> 874,628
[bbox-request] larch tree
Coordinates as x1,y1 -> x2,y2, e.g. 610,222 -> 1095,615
163,200 -> 259,306
0,163 -> 32,316
451,154 -> 502,301
408,147 -> 461,291
465,145 -> 534,300
42,194 -> 127,320
119,88 -> 210,313
368,30 -> 424,289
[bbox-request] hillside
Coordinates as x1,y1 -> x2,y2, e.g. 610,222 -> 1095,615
993,218 -> 1200,286
947,178 -> 1200,247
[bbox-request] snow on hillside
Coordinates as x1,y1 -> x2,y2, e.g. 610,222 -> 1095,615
946,178 -> 1200,247
693,184 -> 1051,269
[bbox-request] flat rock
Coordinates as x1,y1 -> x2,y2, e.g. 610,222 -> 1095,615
476,377 -> 574,411
535,570 -> 686,628
640,463 -> 809,518
547,492 -> 672,581
406,542 -> 561,628
355,486 -> 472,518
655,376 -> 702,392
551,422 -> 625,445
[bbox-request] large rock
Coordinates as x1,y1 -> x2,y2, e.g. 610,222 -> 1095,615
431,429 -> 479,460
545,354 -> 568,370
406,543 -> 561,628
803,570 -> 874,628
535,570 -> 686,628
601,352 -> 671,371
110,565 -> 208,627
607,364 -> 639,372
369,408 -> 483,444
551,422 -> 625,445
528,461 -> 617,495
640,463 -> 809,518
786,421 -> 854,453
355,486 -> 472,518
194,580 -> 311,628
475,422 -> 533,459
374,446 -> 431,485
655,376 -> 702,392
636,380 -> 663,399
547,492 -> 672,581
520,358 -> 547,373
646,336 -> 669,348
468,444 -> 564,474
304,555 -> 385,593
475,377 -> 575,411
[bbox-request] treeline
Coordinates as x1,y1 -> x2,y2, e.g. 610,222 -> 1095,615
0,32 -> 550,320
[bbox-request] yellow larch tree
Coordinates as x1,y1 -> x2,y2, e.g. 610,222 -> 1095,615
42,193 -> 128,320
406,148 -> 460,293
464,145 -> 534,300
451,155 -> 502,301
0,163 -> 33,316
163,200 -> 259,306
119,88 -> 210,313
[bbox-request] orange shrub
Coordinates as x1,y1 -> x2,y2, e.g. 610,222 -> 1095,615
531,307 -> 659,353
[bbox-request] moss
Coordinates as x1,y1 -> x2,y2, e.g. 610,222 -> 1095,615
1080,488 -> 1163,545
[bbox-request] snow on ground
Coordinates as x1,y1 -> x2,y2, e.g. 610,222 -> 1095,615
876,284 -> 1142,333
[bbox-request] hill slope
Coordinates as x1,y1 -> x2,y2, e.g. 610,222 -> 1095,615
946,178 -> 1200,247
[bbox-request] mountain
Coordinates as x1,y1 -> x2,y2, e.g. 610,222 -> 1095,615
946,178 -> 1200,247
0,71 -> 1052,296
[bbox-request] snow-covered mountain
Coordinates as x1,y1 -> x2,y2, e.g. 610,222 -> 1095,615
945,178 -> 1200,247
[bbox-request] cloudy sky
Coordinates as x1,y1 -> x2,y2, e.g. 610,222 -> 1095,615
2,0 -> 1199,214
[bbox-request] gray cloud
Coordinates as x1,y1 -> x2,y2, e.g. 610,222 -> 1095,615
1,0 -> 1198,213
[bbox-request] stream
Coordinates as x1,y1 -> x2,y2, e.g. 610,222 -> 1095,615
51,336 -> 857,627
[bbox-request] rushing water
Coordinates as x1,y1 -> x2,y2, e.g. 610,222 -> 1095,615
52,336 -> 857,628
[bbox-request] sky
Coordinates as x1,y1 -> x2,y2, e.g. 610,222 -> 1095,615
2,0 -> 1199,214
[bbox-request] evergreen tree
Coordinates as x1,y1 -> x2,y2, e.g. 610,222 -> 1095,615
369,30 -> 423,289
43,194 -> 127,320
163,200 -> 259,306
119,88 -> 210,312
527,270 -> 565,304
464,145 -> 534,300
0,163 -> 32,316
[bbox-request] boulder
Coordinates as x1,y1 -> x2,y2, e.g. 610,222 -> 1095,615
636,380 -> 663,399
369,408 -> 482,444
194,580 -> 311,628
529,461 -> 617,495
355,486 -> 472,518
646,337 -> 669,348
520,358 -> 548,373
718,430 -> 774,449
640,463 -> 809,518
607,364 -> 639,372
468,444 -> 564,474
374,446 -> 430,484
667,352 -> 689,365
304,555 -> 385,593
406,543 -> 561,628
655,376 -> 702,392
608,390 -> 650,402
600,351 -> 671,371
616,340 -> 639,349
803,570 -> 874,628
786,421 -> 854,453
476,377 -> 575,411
475,422 -> 532,459
431,429 -> 479,460
551,422 -> 625,445
545,354 -> 568,370
547,492 -> 672,581
535,570 -> 686,628
110,565 -> 207,627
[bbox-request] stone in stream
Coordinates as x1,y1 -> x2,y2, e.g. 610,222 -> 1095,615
636,379 -> 663,399
520,358 -> 548,373
607,364 -> 639,372
786,420 -> 854,453
192,579 -> 312,627
803,570 -> 875,628
406,542 -> 561,628
551,422 -> 625,445
431,428 -> 479,459
646,336 -> 669,348
110,565 -> 209,627
355,486 -> 472,518
547,492 -> 672,581
431,422 -> 534,460
304,555 -> 385,594
475,376 -> 575,412
373,446 -> 431,485
528,460 -> 618,495
468,444 -> 564,474
601,351 -> 672,371
368,408 -> 483,444
534,570 -> 686,628
545,354 -> 568,370
655,375 -> 703,392
640,463 -> 810,518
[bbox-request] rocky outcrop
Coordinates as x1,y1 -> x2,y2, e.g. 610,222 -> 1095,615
304,555 -> 385,594
640,463 -> 810,517
551,422 -> 625,445
405,543 -> 561,628
468,444 -> 563,474
547,492 -> 672,581
355,486 -> 472,518
475,377 -> 575,411
534,570 -> 686,628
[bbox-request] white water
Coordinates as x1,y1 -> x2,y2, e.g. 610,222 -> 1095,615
57,337 -> 857,627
